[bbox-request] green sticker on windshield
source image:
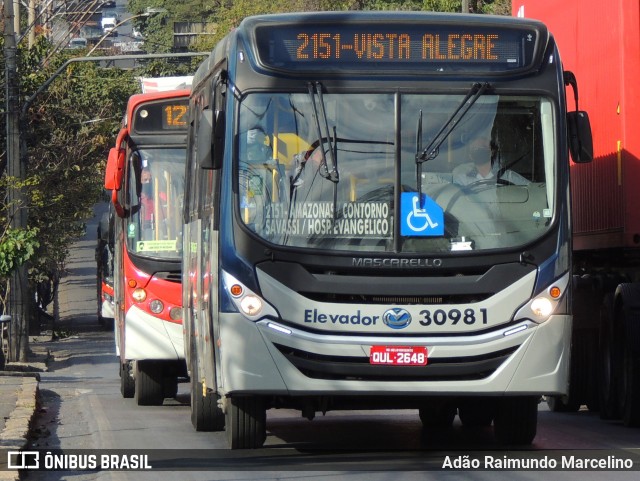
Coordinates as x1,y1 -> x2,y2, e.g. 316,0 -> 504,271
136,240 -> 178,252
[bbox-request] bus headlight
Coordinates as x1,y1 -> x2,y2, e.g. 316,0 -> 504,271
530,297 -> 553,317
240,295 -> 263,316
513,272 -> 570,324
169,307 -> 182,321
221,270 -> 279,321
149,299 -> 164,314
132,288 -> 147,302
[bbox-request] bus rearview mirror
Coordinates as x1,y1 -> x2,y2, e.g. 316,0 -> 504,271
197,109 -> 214,169
105,147 -> 125,190
567,111 -> 593,164
197,109 -> 225,170
212,110 -> 225,170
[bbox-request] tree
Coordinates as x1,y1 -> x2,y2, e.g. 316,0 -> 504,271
1,34 -> 140,337
125,0 -> 512,53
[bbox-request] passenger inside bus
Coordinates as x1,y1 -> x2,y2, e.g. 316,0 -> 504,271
139,166 -> 167,240
239,127 -> 273,164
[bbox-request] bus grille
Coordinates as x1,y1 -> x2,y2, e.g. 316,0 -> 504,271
273,344 -> 518,382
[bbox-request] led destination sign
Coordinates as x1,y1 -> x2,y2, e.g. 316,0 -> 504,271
133,99 -> 189,133
255,24 -> 539,72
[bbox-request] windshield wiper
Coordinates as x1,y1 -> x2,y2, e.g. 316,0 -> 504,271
415,82 -> 490,206
307,82 -> 339,183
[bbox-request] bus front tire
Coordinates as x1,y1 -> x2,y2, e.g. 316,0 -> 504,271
225,396 -> 266,449
493,396 -> 538,445
120,361 -> 135,398
418,399 -> 456,428
458,398 -> 495,427
135,361 -> 164,406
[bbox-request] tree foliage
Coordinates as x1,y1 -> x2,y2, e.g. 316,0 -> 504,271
125,0 -> 512,52
0,227 -> 39,279
0,35 -> 139,319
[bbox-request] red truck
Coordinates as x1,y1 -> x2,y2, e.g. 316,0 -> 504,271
513,0 -> 640,426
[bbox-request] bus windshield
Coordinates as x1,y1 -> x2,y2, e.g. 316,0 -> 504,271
125,147 -> 185,260
237,92 -> 556,253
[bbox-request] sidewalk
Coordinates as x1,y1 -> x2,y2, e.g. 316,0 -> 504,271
0,340 -> 48,481
0,203 -> 105,479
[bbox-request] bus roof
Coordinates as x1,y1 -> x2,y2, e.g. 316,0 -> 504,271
139,76 -> 194,93
235,10 -> 547,27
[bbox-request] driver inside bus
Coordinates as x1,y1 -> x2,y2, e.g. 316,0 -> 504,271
453,136 -> 529,186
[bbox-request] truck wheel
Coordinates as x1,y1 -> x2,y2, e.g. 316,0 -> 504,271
598,294 -> 620,419
493,396 -> 538,445
190,378 -> 224,432
418,399 -> 457,428
225,396 -> 266,449
616,284 -> 640,427
135,361 -> 164,406
621,338 -> 640,427
120,361 -> 135,398
458,398 -> 495,427
620,297 -> 640,427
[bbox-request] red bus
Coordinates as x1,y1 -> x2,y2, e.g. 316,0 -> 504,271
104,89 -> 190,405
96,203 -> 115,328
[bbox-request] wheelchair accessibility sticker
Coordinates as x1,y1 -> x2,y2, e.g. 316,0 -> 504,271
400,192 -> 444,237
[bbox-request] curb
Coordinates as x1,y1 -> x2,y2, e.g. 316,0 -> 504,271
0,367 -> 43,481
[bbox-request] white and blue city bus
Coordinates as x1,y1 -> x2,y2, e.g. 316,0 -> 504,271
183,11 -> 592,448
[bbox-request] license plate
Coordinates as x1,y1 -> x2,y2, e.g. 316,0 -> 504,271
369,346 -> 428,366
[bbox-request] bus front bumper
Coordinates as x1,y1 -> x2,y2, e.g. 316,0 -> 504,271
217,313 -> 571,397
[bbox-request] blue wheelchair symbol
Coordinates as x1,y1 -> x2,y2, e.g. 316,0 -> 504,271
400,193 -> 444,237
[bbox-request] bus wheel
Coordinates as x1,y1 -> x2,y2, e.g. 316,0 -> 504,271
190,378 -> 224,432
103,317 -> 114,331
493,396 -> 538,445
135,361 -> 164,406
418,399 -> 456,428
225,396 -> 266,449
120,361 -> 135,398
163,377 -> 179,399
458,398 -> 495,427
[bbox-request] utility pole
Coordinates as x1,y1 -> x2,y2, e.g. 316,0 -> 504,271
12,0 -> 19,35
28,0 -> 36,48
4,0 -> 29,362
